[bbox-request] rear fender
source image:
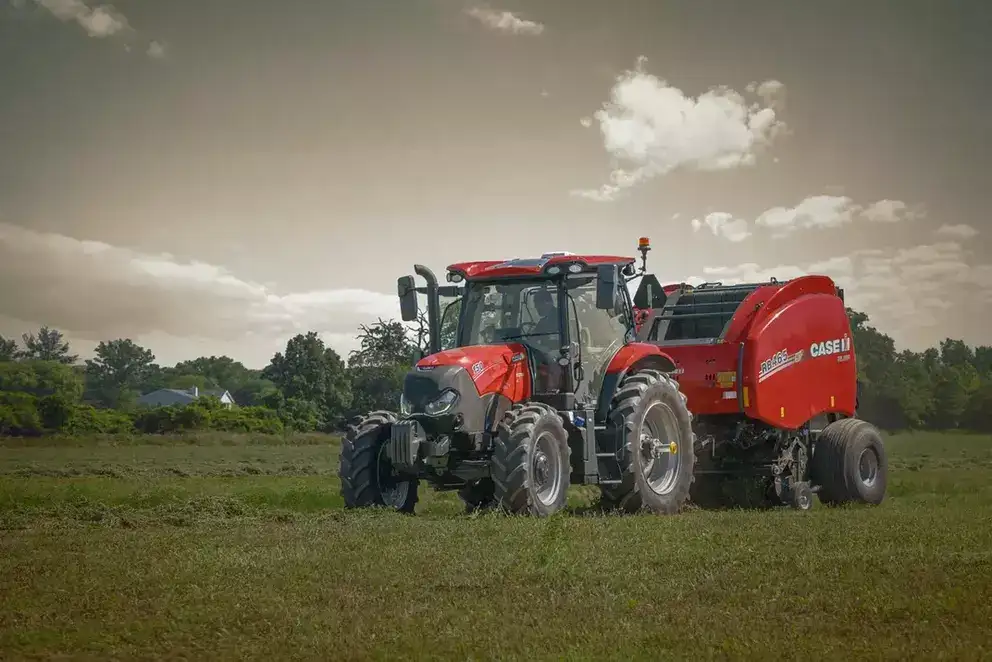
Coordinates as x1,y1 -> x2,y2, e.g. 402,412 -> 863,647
595,343 -> 678,423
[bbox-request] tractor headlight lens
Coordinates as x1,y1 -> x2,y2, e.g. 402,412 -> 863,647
424,389 -> 459,416
399,393 -> 412,415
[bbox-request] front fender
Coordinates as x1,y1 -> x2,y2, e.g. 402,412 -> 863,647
595,343 -> 678,423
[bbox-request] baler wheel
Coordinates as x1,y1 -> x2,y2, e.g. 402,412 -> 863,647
338,410 -> 419,513
810,417 -> 887,506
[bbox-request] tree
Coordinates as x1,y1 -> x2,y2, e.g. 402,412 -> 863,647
939,338 -> 975,370
929,363 -> 981,430
262,332 -> 352,428
349,318 -> 417,368
0,335 -> 19,361
0,360 -> 84,402
170,355 -> 253,391
347,319 -> 419,418
231,377 -> 279,407
84,339 -> 156,408
20,326 -> 77,364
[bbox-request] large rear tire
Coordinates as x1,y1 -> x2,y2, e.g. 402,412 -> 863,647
810,417 -> 887,506
338,410 -> 419,514
491,403 -> 571,516
600,369 -> 696,514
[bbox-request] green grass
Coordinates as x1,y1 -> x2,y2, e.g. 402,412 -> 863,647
1,431 -> 991,660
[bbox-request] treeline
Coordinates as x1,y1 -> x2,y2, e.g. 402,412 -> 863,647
0,321 -> 414,436
0,309 -> 990,437
848,311 -> 992,432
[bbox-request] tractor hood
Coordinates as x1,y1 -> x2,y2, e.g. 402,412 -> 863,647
402,344 -> 532,433
414,344 -> 528,394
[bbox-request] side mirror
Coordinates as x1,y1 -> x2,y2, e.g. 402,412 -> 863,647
397,275 -> 418,321
596,264 -> 617,310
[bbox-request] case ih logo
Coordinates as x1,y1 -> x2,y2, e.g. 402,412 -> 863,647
810,336 -> 852,358
758,348 -> 805,383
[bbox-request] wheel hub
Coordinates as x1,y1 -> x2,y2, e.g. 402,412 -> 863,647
858,448 -> 879,487
641,434 -> 677,459
534,451 -> 550,487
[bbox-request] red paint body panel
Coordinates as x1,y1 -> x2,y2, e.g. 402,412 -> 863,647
647,275 -> 856,428
741,291 -> 857,428
448,255 -> 635,280
654,343 -> 744,415
746,276 -> 838,338
416,344 -> 532,401
605,343 -> 677,375
721,284 -> 785,343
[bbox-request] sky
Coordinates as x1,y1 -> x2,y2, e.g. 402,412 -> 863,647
1,0 -> 990,368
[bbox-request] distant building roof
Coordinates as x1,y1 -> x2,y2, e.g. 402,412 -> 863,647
137,386 -> 236,407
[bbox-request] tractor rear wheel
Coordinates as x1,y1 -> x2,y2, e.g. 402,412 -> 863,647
600,369 -> 696,514
491,403 -> 571,516
338,410 -> 419,514
810,417 -> 887,506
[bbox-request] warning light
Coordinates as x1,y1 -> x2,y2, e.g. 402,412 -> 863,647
638,237 -> 651,249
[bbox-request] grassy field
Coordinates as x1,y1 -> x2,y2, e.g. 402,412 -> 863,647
1,431 -> 991,661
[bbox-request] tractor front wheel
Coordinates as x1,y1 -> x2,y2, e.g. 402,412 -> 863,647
338,410 -> 419,514
492,403 -> 571,516
601,369 -> 696,514
810,417 -> 887,506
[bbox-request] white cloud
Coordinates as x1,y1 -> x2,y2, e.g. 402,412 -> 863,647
34,0 -> 129,38
754,195 -> 859,235
696,241 -> 991,349
146,40 -> 166,59
807,256 -> 854,278
573,58 -> 787,201
465,7 -> 544,35
861,199 -> 920,223
936,223 -> 979,239
746,194 -> 922,238
700,262 -> 807,285
690,212 -> 750,243
0,222 -> 401,365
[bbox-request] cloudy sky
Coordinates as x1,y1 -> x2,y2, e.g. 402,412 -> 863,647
1,0 -> 989,367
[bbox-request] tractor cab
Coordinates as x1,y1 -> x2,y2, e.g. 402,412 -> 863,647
397,248 -> 643,413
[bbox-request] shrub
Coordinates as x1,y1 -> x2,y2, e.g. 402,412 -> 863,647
0,392 -> 43,436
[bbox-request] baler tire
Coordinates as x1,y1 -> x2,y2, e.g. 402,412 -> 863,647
811,417 -> 887,506
459,478 -> 497,514
491,403 -> 571,516
338,410 -> 419,514
600,369 -> 696,515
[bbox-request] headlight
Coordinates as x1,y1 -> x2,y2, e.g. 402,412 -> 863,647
424,389 -> 459,416
399,393 -> 411,415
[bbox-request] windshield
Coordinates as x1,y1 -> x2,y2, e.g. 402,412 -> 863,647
460,279 -> 562,350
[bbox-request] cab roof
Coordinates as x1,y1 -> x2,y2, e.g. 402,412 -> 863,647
447,253 -> 636,281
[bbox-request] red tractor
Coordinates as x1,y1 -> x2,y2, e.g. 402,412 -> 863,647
338,238 -> 888,516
